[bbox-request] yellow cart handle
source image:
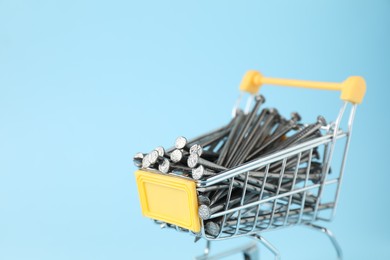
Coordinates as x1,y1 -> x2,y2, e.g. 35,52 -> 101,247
239,70 -> 366,104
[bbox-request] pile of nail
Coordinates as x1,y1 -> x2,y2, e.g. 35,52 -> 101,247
134,94 -> 329,236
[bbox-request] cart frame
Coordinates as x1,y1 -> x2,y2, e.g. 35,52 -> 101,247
135,71 -> 366,259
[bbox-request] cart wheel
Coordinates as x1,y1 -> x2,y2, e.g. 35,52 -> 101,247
195,241 -> 259,260
243,243 -> 259,260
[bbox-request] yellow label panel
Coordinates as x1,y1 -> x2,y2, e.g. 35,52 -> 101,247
135,170 -> 201,232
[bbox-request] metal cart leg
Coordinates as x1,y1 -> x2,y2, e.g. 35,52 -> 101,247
194,241 -> 211,260
251,234 -> 281,260
304,223 -> 343,260
204,240 -> 211,256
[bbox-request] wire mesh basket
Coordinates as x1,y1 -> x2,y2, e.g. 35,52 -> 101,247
134,70 -> 366,259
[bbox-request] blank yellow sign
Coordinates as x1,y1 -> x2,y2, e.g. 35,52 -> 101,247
135,170 -> 201,232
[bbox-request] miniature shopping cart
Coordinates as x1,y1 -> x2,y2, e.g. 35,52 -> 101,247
134,70 -> 366,259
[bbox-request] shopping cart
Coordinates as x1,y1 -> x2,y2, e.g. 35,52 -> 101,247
134,70 -> 366,259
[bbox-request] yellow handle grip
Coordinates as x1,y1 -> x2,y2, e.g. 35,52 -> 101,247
239,70 -> 366,104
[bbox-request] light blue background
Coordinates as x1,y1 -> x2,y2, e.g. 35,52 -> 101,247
1,1 -> 389,259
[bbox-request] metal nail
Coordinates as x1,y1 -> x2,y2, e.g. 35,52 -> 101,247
170,149 -> 188,163
247,113 -> 302,160
217,110 -> 246,165
224,95 -> 266,166
133,152 -> 145,167
187,153 -> 226,171
175,136 -> 190,150
141,154 -> 151,168
205,221 -> 221,237
230,108 -> 279,166
159,158 -> 191,174
198,195 -> 211,206
192,165 -> 217,180
148,150 -> 162,164
275,116 -> 326,150
197,184 -> 230,193
155,146 -> 170,158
